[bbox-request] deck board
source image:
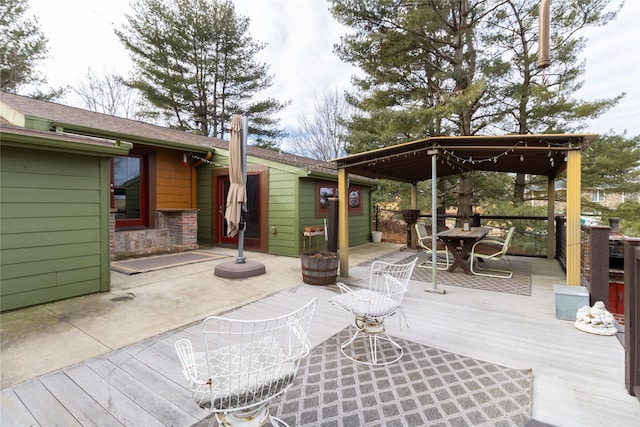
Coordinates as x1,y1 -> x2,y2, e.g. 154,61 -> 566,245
62,363 -> 164,427
86,357 -> 196,426
104,350 -> 201,418
2,257 -> 639,426
39,371 -> 123,426
1,389 -> 39,426
12,380 -> 82,427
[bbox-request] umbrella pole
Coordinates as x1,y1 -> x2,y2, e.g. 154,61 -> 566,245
236,114 -> 248,264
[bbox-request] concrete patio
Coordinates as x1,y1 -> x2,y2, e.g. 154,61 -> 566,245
1,243 -> 638,426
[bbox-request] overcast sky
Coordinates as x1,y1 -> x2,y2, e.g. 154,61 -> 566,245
29,0 -> 639,139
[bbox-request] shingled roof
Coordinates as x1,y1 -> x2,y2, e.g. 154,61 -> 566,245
0,92 -> 342,178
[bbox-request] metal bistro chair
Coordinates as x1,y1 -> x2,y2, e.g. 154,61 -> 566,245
329,258 -> 417,365
470,226 -> 516,278
415,222 -> 450,270
174,298 -> 317,427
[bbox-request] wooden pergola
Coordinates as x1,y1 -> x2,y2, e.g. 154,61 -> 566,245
333,133 -> 599,286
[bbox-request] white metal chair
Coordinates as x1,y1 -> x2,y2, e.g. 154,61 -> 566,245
174,298 -> 317,427
329,258 -> 417,365
415,222 -> 450,270
470,226 -> 516,278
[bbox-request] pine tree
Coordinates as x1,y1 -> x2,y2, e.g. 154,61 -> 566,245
0,0 -> 49,94
330,0 -> 497,217
115,0 -> 287,146
481,0 -> 624,201
582,132 -> 640,235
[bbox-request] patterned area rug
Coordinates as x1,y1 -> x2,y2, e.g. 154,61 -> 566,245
111,251 -> 229,275
402,252 -> 532,296
265,327 -> 533,426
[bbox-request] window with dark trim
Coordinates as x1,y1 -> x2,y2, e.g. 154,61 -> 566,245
111,154 -> 148,228
315,182 -> 362,216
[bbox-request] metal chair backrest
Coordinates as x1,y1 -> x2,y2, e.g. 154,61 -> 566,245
175,298 -> 317,414
367,258 -> 417,317
500,226 -> 516,254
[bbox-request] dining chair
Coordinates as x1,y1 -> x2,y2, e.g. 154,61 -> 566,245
174,298 -> 317,427
329,257 -> 417,365
470,226 -> 516,278
415,222 -> 450,270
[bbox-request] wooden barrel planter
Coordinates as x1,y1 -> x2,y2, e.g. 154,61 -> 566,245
300,251 -> 339,285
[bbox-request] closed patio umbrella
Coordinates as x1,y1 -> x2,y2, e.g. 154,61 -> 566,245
225,114 -> 246,238
215,115 -> 265,278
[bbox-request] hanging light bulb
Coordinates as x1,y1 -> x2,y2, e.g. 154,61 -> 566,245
520,154 -> 524,162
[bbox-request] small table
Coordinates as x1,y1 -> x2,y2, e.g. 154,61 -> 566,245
437,227 -> 491,274
302,229 -> 324,252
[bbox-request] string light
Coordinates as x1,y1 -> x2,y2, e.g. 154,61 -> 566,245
189,152 -> 221,166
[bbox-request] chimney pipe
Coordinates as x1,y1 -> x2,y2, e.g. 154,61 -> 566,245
538,0 -> 551,69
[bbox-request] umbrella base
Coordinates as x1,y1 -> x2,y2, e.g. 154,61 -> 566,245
214,260 -> 266,279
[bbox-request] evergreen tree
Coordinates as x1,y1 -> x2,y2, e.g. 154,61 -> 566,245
330,0 -> 498,218
0,0 -> 61,99
115,0 -> 287,146
481,0 -> 624,201
581,132 -> 640,236
331,0 -> 627,216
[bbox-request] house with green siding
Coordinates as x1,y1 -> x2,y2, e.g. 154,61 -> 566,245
0,92 -> 376,311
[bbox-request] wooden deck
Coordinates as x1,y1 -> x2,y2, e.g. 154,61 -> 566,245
2,254 -> 639,426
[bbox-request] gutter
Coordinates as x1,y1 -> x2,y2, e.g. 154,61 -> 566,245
0,126 -> 132,157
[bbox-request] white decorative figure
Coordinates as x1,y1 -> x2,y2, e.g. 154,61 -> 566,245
574,301 -> 617,336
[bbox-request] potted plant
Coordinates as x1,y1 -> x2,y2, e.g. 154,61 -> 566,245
300,250 -> 339,285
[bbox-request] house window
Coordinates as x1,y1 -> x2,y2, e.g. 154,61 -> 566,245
591,189 -> 605,203
315,182 -> 362,216
112,154 -> 148,227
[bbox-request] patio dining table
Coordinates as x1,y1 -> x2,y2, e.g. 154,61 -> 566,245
437,227 -> 491,274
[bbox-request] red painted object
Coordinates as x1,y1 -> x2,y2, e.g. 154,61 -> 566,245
608,282 -> 624,314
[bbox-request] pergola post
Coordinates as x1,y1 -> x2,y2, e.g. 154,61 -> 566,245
338,168 -> 349,277
565,149 -> 581,285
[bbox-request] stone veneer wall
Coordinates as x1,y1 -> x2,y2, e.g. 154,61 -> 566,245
110,209 -> 198,260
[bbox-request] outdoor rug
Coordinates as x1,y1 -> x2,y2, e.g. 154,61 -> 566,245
263,326 -> 532,427
402,252 -> 532,296
110,251 -> 229,275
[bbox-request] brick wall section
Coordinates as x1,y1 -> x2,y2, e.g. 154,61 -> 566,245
110,209 -> 198,260
156,209 -> 198,249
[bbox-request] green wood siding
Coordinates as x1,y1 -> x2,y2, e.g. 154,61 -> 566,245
196,165 -> 212,246
195,156 -> 374,257
347,188 -> 372,246
298,179 -> 325,253
0,147 -> 108,311
268,168 -> 301,256
299,178 -> 372,249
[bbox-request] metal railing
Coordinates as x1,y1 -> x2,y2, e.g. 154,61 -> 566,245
373,206 -> 550,257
